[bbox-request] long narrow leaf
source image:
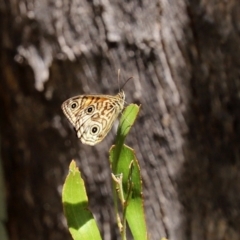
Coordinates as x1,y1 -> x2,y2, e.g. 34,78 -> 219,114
62,160 -> 102,240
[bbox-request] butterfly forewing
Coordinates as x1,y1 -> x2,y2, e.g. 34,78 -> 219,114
61,91 -> 125,145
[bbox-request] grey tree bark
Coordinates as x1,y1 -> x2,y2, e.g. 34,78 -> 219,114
0,0 -> 240,240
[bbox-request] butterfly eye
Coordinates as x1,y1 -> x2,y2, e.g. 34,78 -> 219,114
71,103 -> 77,109
91,126 -> 99,134
85,105 -> 95,114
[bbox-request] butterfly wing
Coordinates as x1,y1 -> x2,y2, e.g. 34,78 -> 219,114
61,92 -> 125,145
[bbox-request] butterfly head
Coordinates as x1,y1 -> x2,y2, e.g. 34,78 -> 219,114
116,90 -> 125,111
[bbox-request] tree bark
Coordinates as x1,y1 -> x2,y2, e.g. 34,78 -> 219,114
0,0 -> 240,239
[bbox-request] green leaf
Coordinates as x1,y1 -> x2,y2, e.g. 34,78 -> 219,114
62,160 -> 102,240
110,145 -> 148,240
110,104 -> 148,240
110,104 -> 140,171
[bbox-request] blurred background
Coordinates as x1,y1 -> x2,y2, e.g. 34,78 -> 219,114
1,0 -> 240,239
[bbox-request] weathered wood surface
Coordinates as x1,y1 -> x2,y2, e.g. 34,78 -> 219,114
1,0 -> 240,239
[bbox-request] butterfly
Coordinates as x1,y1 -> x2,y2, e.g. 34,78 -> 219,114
61,90 -> 125,145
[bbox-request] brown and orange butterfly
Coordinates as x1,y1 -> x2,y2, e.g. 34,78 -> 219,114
61,90 -> 125,145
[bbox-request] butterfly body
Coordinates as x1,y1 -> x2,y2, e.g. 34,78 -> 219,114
61,90 -> 125,145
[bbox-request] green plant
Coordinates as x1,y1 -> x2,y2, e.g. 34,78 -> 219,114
62,104 -> 148,240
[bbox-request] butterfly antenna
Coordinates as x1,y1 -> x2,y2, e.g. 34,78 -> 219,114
118,69 -> 121,92
120,76 -> 133,90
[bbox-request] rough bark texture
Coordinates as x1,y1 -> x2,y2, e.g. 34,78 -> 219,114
0,0 -> 240,239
